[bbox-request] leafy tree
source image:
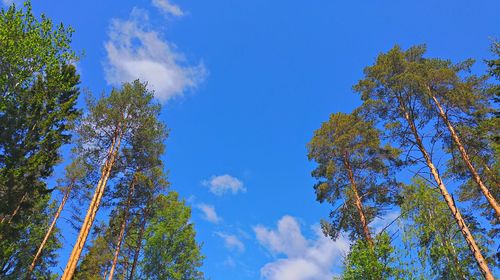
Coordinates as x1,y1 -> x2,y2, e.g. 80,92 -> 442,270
341,233 -> 401,280
354,45 -> 494,278
141,192 -> 204,280
401,178 -> 494,279
62,80 -> 162,279
307,112 -> 400,245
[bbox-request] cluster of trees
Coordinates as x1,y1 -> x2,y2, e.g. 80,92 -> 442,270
1,1 -> 499,280
0,2 -> 203,279
308,44 -> 499,279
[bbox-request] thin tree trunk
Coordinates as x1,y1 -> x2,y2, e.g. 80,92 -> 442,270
26,182 -> 73,278
343,153 -> 374,247
128,204 -> 148,280
398,96 -> 493,280
1,193 -> 27,224
108,176 -> 136,280
430,93 -> 500,220
61,126 -> 123,280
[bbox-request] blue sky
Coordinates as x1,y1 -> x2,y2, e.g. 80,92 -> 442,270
4,0 -> 499,279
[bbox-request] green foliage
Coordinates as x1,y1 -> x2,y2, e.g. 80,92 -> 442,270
342,233 -> 401,280
307,112 -> 400,241
354,45 -> 498,224
141,192 -> 204,280
400,178 -> 494,279
0,195 -> 61,279
0,1 -> 79,276
74,223 -> 114,280
0,0 -> 80,217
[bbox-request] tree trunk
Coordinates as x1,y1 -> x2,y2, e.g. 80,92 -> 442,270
128,204 -> 148,280
26,182 -> 73,279
1,193 -> 27,224
108,176 -> 136,280
61,126 -> 123,280
343,153 -> 374,247
430,93 -> 500,220
398,96 -> 493,280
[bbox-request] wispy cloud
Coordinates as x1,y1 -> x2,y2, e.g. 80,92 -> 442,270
103,8 -> 205,102
216,232 -> 246,253
202,174 -> 246,195
152,0 -> 184,17
370,210 -> 401,234
1,0 -> 19,6
254,215 -> 349,280
197,203 -> 222,224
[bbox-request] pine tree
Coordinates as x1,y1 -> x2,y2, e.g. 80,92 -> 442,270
354,45 -> 494,279
307,112 -> 400,245
27,157 -> 90,278
61,80 -> 162,279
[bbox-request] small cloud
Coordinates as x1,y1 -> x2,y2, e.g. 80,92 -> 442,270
370,210 -> 401,234
103,8 -> 205,102
216,232 -> 245,253
254,215 -> 349,280
197,203 -> 221,224
223,256 -> 237,268
2,0 -> 19,6
152,0 -> 184,17
202,174 -> 246,196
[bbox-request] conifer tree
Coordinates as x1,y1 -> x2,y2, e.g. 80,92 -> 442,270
61,80 -> 162,279
307,112 -> 400,245
354,45 -> 494,279
0,1 -> 80,223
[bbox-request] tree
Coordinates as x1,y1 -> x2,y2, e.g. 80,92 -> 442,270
341,233 -> 400,280
0,195 -> 61,279
401,178 -> 494,279
377,44 -> 499,219
106,90 -> 168,280
307,112 -> 400,245
27,157 -> 90,278
61,80 -> 162,279
354,45 -> 494,279
0,1 -> 80,223
141,192 -> 204,280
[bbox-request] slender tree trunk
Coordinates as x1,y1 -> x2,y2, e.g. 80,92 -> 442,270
398,97 -> 493,280
1,193 -> 27,224
26,182 -> 73,278
128,205 -> 148,280
343,153 -> 374,247
108,176 -> 136,280
430,93 -> 500,220
61,126 -> 123,280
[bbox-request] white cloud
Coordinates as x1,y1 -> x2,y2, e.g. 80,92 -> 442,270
216,232 -> 245,252
254,215 -> 349,280
370,210 -> 401,234
1,0 -> 19,6
202,174 -> 246,195
197,203 -> 221,224
104,8 -> 205,102
152,0 -> 184,16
